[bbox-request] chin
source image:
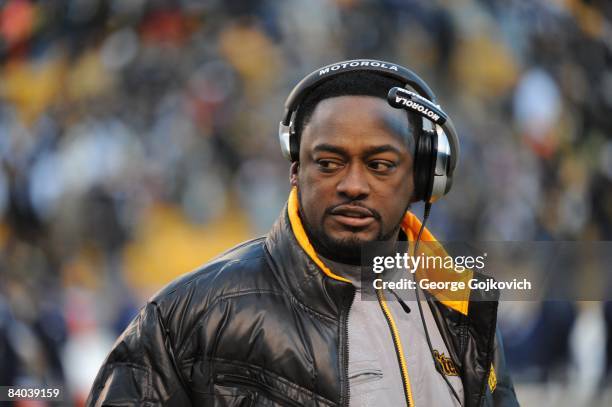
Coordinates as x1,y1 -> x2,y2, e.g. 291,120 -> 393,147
327,229 -> 378,245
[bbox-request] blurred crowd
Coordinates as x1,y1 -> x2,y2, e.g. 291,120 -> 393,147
1,0 -> 611,405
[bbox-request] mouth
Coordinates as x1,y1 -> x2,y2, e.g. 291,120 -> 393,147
329,205 -> 377,229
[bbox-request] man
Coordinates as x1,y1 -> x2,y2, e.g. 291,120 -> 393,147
87,60 -> 519,406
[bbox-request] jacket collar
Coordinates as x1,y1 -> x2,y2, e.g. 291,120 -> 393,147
266,187 -> 473,317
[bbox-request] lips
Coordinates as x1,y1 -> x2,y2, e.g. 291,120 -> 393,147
329,205 -> 376,228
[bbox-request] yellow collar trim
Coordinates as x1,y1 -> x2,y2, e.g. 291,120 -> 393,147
400,211 -> 471,316
287,187 -> 470,315
288,187 -> 352,283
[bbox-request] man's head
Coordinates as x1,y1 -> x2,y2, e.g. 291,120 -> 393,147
290,71 -> 420,264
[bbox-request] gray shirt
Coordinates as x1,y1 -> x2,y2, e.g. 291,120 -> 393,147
320,256 -> 464,407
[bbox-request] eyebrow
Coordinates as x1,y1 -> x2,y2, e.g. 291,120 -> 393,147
362,144 -> 403,158
311,143 -> 402,158
312,144 -> 349,156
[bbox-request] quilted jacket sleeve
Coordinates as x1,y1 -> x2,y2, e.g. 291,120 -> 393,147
86,302 -> 191,406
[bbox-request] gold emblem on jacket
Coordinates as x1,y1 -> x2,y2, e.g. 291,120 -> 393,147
433,350 -> 459,376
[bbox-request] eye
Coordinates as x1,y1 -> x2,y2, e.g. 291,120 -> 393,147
316,159 -> 344,172
368,160 -> 396,173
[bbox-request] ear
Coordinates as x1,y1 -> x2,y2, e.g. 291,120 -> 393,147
289,162 -> 299,187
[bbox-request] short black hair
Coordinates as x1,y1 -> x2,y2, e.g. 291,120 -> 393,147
293,70 -> 420,154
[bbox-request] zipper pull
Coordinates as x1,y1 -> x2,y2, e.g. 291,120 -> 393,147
388,288 -> 411,314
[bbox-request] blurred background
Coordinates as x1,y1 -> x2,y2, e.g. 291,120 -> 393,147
0,0 -> 611,405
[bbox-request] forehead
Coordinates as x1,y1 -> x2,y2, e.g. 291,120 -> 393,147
301,95 -> 411,152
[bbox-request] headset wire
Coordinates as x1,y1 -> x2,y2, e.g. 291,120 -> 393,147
413,202 -> 463,406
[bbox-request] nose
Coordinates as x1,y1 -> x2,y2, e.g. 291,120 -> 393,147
337,163 -> 370,200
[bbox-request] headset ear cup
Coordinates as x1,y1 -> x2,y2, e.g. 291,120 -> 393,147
289,129 -> 300,162
414,130 -> 435,202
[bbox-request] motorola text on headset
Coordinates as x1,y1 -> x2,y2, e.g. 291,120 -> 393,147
278,59 -> 464,405
278,58 -> 460,204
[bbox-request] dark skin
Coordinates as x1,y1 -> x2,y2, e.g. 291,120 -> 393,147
290,95 -> 415,265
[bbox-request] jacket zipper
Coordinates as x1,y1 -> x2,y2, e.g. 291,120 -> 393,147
215,373 -> 301,407
376,289 -> 415,407
342,288 -> 356,407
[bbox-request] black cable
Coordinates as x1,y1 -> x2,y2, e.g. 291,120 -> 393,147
413,202 -> 463,406
413,202 -> 431,254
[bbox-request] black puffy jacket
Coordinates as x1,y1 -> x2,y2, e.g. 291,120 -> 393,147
87,191 -> 519,406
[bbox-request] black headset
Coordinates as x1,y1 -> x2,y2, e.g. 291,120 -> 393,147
279,59 -> 460,203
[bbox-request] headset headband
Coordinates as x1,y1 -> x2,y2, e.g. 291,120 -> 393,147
281,59 -> 437,125
280,59 -> 458,173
